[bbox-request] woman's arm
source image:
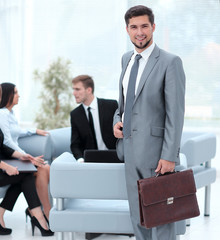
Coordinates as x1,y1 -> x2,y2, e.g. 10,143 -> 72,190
0,110 -> 25,153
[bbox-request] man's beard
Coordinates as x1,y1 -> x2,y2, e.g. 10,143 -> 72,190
132,37 -> 152,50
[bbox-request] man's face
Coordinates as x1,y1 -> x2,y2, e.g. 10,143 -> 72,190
126,15 -> 155,53
72,82 -> 91,104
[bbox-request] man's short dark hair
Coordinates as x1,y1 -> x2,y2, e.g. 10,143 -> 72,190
72,75 -> 94,93
124,5 -> 154,26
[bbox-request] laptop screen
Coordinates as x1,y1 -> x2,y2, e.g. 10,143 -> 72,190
83,150 -> 121,163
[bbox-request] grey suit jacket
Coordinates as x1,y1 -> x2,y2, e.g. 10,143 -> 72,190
114,45 -> 185,169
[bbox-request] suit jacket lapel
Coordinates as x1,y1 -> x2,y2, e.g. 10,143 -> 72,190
119,51 -> 134,115
134,45 -> 160,105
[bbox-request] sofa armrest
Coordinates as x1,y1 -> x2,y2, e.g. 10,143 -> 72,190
48,127 -> 71,159
18,134 -> 53,163
181,132 -> 216,167
50,152 -> 128,200
175,153 -> 187,171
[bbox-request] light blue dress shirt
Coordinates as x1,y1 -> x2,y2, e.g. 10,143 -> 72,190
0,107 -> 36,153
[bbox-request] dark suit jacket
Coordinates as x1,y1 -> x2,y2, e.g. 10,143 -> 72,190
70,98 -> 118,159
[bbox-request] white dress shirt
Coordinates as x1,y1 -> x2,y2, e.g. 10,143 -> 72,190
83,97 -> 108,150
122,42 -> 155,111
0,107 -> 36,153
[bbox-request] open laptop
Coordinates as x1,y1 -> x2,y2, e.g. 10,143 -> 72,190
2,159 -> 37,172
84,150 -> 121,163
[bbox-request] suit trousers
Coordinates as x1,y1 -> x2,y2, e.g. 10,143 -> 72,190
123,138 -> 176,240
0,171 -> 41,211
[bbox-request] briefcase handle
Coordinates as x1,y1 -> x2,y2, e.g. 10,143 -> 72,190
137,167 -> 177,179
155,171 -> 178,177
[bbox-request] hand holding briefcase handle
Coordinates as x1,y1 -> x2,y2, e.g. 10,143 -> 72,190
137,169 -> 200,229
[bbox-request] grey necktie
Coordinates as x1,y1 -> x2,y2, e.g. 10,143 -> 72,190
123,54 -> 142,138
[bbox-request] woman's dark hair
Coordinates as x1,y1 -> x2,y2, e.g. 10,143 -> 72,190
124,5 -> 154,26
0,82 -> 16,108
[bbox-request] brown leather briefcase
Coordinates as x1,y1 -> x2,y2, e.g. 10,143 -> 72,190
137,169 -> 200,229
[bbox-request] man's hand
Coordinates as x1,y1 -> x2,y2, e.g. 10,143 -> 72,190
113,122 -> 123,138
77,158 -> 84,163
155,159 -> 175,175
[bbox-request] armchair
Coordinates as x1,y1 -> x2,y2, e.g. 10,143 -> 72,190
49,152 -> 186,240
48,127 -> 71,160
180,130 -> 217,216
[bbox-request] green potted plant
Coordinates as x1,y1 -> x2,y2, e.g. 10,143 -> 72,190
34,57 -> 74,129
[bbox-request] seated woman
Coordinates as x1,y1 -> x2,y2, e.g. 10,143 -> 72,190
0,85 -> 53,236
0,82 -> 51,219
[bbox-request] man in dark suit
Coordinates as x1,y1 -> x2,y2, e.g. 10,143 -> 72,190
70,75 -> 118,240
70,74 -> 118,162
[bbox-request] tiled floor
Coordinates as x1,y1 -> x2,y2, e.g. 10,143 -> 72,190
1,135 -> 220,240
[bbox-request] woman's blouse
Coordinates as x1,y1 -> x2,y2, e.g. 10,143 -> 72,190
0,108 -> 36,154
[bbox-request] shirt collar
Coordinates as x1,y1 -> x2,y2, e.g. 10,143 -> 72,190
83,96 -> 97,111
2,107 -> 12,114
134,42 -> 155,61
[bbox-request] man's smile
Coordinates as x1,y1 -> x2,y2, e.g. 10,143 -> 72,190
136,35 -> 146,42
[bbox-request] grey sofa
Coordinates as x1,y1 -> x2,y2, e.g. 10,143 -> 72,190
48,127 -> 71,159
1,127 -> 217,237
49,152 -> 186,240
19,133 -> 53,162
181,130 -> 216,216
47,127 -> 217,239
46,128 -> 216,217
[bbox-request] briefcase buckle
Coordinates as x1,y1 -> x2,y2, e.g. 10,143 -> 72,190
167,197 -> 174,205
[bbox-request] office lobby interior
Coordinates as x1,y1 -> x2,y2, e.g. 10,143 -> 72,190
1,0 -> 220,239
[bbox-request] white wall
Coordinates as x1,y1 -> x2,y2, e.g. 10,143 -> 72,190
1,0 -> 220,130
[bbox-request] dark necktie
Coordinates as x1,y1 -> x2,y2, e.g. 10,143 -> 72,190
123,54 -> 142,138
87,107 -> 98,149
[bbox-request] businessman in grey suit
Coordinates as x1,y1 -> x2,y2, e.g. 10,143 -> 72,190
113,5 -> 185,240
